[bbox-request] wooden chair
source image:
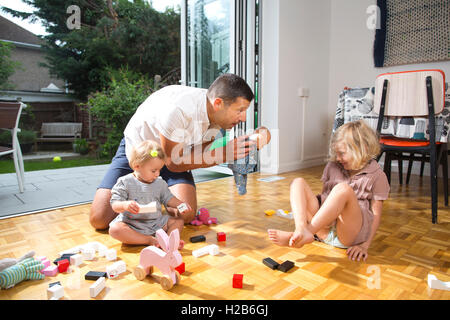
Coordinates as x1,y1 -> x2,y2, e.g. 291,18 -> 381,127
0,102 -> 25,193
374,70 -> 448,224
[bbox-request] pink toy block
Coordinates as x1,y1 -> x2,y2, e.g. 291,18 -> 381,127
42,265 -> 58,276
42,259 -> 51,269
134,229 -> 183,290
175,262 -> 185,275
233,274 -> 243,288
217,232 -> 226,242
57,259 -> 69,273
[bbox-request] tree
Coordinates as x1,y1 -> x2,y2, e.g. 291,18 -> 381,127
1,0 -> 180,100
0,41 -> 21,91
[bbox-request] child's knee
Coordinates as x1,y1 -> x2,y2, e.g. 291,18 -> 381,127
291,177 -> 307,188
333,182 -> 353,195
109,222 -> 124,239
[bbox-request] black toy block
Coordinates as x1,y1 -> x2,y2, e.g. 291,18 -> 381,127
262,257 -> 280,270
277,260 -> 294,273
85,271 -> 107,280
190,235 -> 206,243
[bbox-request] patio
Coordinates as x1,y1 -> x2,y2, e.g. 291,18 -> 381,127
0,155 -> 232,219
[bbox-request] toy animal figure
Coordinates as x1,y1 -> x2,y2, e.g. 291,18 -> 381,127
228,126 -> 272,195
0,252 -> 45,289
190,207 -> 217,226
134,228 -> 182,290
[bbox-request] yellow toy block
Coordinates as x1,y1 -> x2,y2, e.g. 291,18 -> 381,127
264,210 -> 276,216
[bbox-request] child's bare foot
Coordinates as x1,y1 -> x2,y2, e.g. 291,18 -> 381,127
148,236 -> 160,248
267,229 -> 293,247
289,227 -> 314,248
178,240 -> 185,250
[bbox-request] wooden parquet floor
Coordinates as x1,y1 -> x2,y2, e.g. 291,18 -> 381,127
0,165 -> 449,300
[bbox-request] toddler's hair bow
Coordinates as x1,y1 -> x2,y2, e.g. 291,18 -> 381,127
150,149 -> 158,157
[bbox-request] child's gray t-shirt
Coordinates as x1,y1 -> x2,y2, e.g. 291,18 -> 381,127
109,173 -> 174,235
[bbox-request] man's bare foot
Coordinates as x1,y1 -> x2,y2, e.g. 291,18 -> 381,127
267,229 -> 293,247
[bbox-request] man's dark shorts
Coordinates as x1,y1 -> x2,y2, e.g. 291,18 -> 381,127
98,138 -> 196,189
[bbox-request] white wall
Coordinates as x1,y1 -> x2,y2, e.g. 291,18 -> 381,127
260,0 -> 331,174
260,0 -> 450,176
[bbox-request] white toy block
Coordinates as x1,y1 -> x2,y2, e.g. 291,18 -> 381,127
82,248 -> 95,260
106,261 -> 127,279
58,246 -> 81,257
192,244 -> 220,258
47,284 -> 64,300
105,248 -> 117,261
138,201 -> 157,213
249,133 -> 259,141
89,276 -> 106,298
177,203 -> 188,214
70,253 -> 83,266
276,209 -> 293,219
428,274 -> 450,291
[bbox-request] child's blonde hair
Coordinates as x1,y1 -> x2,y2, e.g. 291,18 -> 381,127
129,140 -> 166,169
329,120 -> 381,170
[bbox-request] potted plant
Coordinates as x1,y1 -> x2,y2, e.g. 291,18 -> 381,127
73,138 -> 89,155
0,129 -> 36,154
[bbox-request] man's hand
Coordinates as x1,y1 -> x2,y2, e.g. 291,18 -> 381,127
226,135 -> 256,161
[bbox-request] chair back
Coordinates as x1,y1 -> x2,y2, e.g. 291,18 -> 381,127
0,102 -> 23,130
374,69 -> 445,117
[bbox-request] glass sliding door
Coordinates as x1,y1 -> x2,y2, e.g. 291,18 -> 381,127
186,0 -> 233,89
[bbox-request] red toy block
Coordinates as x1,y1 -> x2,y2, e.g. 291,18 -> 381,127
217,232 -> 226,242
175,262 -> 185,274
57,259 -> 69,273
233,274 -> 243,288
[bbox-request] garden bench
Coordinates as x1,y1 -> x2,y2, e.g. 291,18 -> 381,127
35,122 -> 82,150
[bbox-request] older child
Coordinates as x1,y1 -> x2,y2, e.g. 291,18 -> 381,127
109,140 -> 193,248
268,120 -> 390,262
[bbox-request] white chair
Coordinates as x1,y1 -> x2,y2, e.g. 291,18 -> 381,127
0,102 -> 25,193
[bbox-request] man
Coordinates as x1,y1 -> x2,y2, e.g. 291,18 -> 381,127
90,73 -> 256,229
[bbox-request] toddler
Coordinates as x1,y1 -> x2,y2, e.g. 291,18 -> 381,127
268,120 -> 390,261
109,140 -> 193,248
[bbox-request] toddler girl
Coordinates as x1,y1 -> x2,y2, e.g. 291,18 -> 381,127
109,140 -> 193,248
268,120 -> 390,261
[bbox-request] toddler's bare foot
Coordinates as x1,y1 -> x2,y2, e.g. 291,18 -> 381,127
178,240 -> 185,250
289,227 -> 314,248
148,236 -> 161,248
267,229 -> 293,247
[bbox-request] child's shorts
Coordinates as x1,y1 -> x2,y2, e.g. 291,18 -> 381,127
313,221 -> 349,249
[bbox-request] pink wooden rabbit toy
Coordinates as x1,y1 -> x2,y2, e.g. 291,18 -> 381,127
134,228 -> 183,290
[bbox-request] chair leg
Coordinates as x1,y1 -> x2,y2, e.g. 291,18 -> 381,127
16,141 -> 25,186
384,153 -> 392,185
12,149 -> 24,193
430,149 -> 438,224
420,154 -> 426,177
406,153 -> 414,184
441,147 -> 448,206
398,154 -> 403,185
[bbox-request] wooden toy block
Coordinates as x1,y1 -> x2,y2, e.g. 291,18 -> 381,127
264,209 -> 276,216
192,244 -> 219,258
217,232 -> 226,242
276,209 -> 293,219
42,265 -> 58,276
190,235 -> 206,243
41,258 -> 51,269
278,260 -> 295,272
428,274 -> 450,291
263,257 -> 280,270
85,271 -> 107,281
134,229 -> 182,290
174,262 -> 185,274
106,261 -> 126,279
233,274 -> 243,288
57,259 -> 70,273
81,248 -> 95,260
49,281 -> 61,288
70,253 -> 83,266
58,246 -> 81,257
89,277 -> 106,298
177,203 -> 188,214
47,284 -> 64,300
105,248 -> 117,261
53,254 -> 74,265
138,201 -> 157,213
